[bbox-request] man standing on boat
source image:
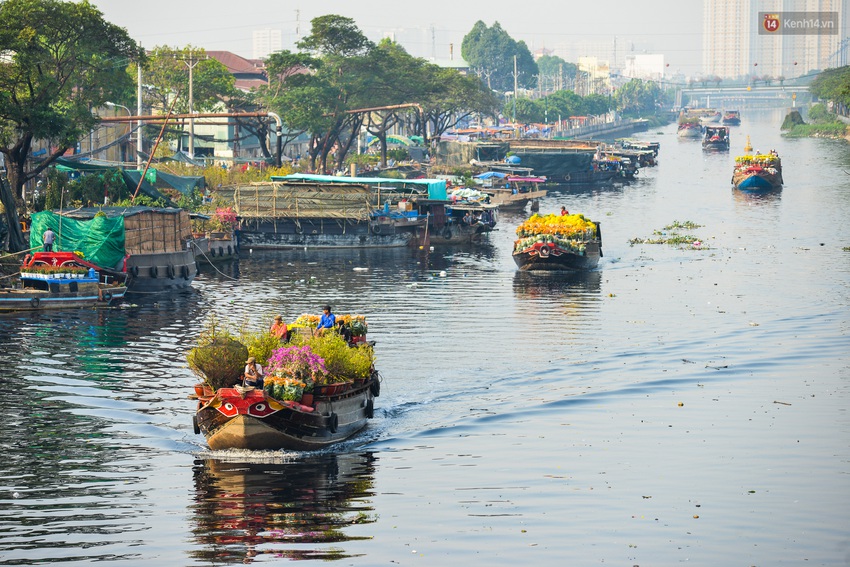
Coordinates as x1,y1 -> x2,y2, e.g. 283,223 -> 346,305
42,227 -> 55,252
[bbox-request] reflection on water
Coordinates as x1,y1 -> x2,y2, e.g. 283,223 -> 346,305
189,452 -> 377,563
732,186 -> 782,206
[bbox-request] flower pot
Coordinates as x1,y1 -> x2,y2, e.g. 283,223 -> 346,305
300,393 -> 314,407
194,384 -> 205,396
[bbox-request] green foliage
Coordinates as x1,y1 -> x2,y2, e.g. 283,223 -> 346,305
0,0 -> 143,250
806,103 -> 833,123
142,46 -> 236,115
297,15 -> 374,57
536,55 -> 577,80
809,66 -> 850,109
615,79 -> 663,117
240,328 -> 282,368
43,168 -> 129,209
294,333 -> 375,382
783,122 -> 848,138
461,21 -> 538,92
186,316 -> 248,390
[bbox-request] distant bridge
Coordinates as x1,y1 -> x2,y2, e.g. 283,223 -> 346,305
677,84 -> 811,109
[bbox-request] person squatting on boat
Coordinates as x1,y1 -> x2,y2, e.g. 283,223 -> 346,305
243,356 -> 264,388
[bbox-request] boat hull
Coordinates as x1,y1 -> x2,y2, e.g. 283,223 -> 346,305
195,378 -> 378,451
192,237 -> 238,264
734,173 -> 781,191
678,127 -> 702,139
125,250 -> 196,292
513,241 -> 601,271
0,283 -> 127,312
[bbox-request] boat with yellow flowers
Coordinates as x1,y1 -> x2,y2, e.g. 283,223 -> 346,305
512,213 -> 602,271
732,151 -> 782,191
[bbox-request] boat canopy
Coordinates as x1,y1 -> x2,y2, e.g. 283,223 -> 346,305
275,173 -> 448,200
30,210 -> 126,269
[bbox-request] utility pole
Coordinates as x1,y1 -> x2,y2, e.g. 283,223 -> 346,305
177,49 -> 205,161
136,59 -> 143,168
513,55 -> 518,125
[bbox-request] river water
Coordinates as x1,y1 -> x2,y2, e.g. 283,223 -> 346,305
1,110 -> 848,566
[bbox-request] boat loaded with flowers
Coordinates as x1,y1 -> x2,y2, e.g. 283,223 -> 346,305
512,213 -> 602,271
0,252 -> 127,312
732,151 -> 783,191
189,314 -> 379,451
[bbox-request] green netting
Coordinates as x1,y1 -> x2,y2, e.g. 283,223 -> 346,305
30,211 -> 126,269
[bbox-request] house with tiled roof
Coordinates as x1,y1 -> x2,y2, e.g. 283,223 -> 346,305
206,51 -> 268,92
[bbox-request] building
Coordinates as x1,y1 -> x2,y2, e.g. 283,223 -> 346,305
253,29 -> 282,60
623,54 -> 666,80
703,0 -> 850,80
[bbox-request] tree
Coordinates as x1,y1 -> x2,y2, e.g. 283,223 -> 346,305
292,15 -> 376,172
0,0 -> 142,251
461,21 -> 538,93
810,66 -> 850,109
615,79 -> 661,117
536,54 -> 577,92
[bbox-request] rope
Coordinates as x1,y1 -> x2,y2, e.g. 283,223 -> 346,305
189,240 -> 238,280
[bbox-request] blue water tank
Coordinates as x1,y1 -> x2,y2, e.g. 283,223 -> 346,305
506,155 -> 521,164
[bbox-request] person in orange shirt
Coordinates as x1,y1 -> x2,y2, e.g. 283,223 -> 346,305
270,315 -> 289,342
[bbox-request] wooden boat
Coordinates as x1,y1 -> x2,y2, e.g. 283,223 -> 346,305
193,375 -> 380,451
722,110 -> 741,126
698,110 -> 722,125
702,125 -> 730,151
1,252 -> 127,311
732,151 -> 783,191
512,213 -> 602,272
483,175 -> 547,212
677,121 -> 702,139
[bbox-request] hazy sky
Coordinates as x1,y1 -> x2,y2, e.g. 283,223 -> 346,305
88,0 -> 703,74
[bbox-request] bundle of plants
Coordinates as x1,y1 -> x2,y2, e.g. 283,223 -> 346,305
187,317 -> 249,390
295,333 -> 375,383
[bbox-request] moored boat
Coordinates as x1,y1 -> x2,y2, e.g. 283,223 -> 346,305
512,212 -> 602,271
1,253 -> 127,311
189,315 -> 380,451
481,175 -> 547,212
29,207 -> 196,293
732,151 -> 783,191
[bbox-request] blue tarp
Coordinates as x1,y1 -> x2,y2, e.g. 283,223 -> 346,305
274,173 -> 448,201
474,171 -> 507,179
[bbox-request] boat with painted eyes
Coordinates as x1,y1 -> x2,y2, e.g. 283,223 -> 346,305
512,212 -> 602,272
190,320 -> 380,451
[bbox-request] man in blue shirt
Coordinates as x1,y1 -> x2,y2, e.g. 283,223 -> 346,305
317,305 -> 336,334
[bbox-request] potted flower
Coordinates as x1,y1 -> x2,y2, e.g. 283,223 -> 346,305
265,345 -> 327,402
209,207 -> 238,239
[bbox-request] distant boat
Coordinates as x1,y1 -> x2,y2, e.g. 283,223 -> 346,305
677,121 -> 702,139
702,125 -> 730,151
722,110 -> 741,126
